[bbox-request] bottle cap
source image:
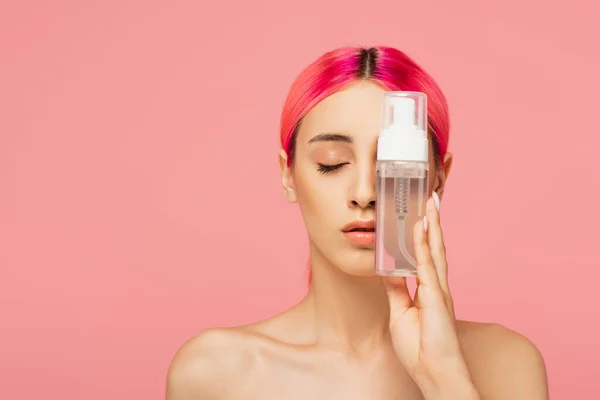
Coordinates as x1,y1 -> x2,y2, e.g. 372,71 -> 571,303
377,91 -> 428,162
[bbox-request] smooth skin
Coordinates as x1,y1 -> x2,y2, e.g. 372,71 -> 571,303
166,81 -> 549,399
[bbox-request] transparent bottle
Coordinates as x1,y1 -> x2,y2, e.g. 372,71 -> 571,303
375,92 -> 429,277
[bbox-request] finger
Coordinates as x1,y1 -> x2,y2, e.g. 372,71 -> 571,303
414,216 -> 445,307
413,278 -> 420,308
426,193 -> 452,309
382,276 -> 412,322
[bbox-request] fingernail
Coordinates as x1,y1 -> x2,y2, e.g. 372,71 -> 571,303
432,191 -> 440,211
423,216 -> 428,232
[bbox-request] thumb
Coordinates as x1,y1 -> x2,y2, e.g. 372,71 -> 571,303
383,276 -> 412,322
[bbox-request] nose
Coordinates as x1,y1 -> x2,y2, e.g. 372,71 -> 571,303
349,162 -> 376,210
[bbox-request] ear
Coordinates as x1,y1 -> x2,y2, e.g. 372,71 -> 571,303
278,149 -> 298,203
433,151 -> 453,200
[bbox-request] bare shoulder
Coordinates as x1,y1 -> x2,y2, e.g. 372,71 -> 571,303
165,306 -> 306,400
456,320 -> 549,400
166,327 -> 258,400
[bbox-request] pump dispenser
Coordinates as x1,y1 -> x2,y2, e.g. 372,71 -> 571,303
375,92 -> 429,276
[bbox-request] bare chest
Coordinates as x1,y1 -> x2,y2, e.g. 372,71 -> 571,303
231,357 -> 425,400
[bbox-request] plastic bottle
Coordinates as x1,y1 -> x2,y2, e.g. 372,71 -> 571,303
375,92 -> 429,276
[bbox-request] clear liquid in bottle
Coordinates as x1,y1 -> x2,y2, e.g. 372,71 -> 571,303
375,160 -> 428,276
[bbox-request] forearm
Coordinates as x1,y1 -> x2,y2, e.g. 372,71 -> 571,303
420,378 -> 480,400
416,361 -> 481,400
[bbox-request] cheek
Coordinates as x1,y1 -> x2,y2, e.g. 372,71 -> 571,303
294,168 -> 346,225
427,161 -> 437,193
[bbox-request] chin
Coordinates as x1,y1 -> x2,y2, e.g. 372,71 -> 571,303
343,267 -> 377,277
334,250 -> 377,277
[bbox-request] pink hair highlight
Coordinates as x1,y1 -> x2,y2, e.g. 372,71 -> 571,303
280,46 -> 450,166
279,46 -> 450,284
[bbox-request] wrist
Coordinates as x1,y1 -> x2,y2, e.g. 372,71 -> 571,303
433,379 -> 480,400
420,379 -> 480,400
417,362 -> 480,400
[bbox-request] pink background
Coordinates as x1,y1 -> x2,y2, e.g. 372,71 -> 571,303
1,1 -> 599,398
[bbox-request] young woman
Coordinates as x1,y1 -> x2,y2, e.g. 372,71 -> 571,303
166,46 -> 549,399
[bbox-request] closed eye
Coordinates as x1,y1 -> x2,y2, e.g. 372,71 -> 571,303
317,163 -> 347,174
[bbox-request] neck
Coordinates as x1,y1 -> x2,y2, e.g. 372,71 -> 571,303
301,244 -> 391,353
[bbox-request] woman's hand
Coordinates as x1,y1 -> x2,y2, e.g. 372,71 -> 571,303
383,192 -> 480,399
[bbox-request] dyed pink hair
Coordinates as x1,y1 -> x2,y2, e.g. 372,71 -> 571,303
280,46 -> 449,168
279,46 -> 450,284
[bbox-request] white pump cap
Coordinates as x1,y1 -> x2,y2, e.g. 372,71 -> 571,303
377,92 -> 428,162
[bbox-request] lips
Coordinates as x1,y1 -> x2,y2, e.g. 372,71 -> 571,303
342,220 -> 375,232
342,220 -> 376,246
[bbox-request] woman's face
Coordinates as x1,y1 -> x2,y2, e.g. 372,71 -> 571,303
279,81 -> 450,276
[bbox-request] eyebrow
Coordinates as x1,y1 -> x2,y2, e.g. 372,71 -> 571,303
307,133 -> 353,144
